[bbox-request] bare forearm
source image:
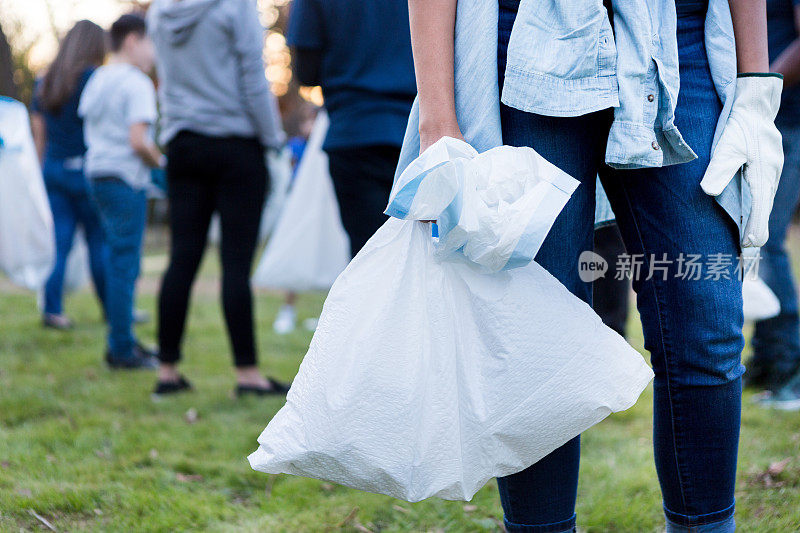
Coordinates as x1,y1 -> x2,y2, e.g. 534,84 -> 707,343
137,144 -> 163,168
408,0 -> 459,140
130,123 -> 162,168
729,0 -> 770,72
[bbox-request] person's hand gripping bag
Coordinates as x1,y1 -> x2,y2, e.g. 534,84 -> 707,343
385,137 -> 583,271
248,138 -> 654,502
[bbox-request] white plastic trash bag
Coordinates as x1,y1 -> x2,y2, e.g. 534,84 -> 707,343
260,146 -> 294,239
0,97 -> 55,290
252,111 -> 350,291
742,276 -> 780,322
386,136 -> 579,272
64,229 -> 91,292
249,217 -> 654,501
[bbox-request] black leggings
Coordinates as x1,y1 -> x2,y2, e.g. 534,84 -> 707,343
327,145 -> 400,257
158,132 -> 267,367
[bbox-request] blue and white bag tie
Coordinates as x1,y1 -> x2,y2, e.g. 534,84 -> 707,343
385,137 -> 580,272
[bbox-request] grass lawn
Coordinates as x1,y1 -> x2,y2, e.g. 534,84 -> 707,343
2,244 -> 800,532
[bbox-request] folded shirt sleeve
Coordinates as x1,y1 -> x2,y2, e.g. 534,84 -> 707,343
126,73 -> 158,126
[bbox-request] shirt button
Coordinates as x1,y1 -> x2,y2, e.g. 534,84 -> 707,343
647,94 -> 655,102
651,141 -> 660,151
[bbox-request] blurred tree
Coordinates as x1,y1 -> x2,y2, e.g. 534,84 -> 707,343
0,1 -> 36,105
0,22 -> 17,99
268,0 -> 323,137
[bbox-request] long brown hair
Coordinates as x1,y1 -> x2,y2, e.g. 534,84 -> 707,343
38,20 -> 106,113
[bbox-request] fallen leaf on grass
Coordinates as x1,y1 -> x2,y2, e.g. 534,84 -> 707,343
1,460 -> 9,468
768,458 -> 790,476
392,504 -> 410,514
46,455 -> 56,463
339,506 -> 389,531
185,408 -> 199,424
28,509 -> 57,532
320,482 -> 333,491
93,509 -> 103,516
752,472 -> 782,488
750,458 -> 793,488
463,504 -> 477,512
149,449 -> 158,460
176,473 -> 203,483
337,506 -> 359,528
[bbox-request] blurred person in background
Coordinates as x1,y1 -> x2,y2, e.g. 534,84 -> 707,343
78,14 -> 162,370
30,20 -> 108,330
148,0 -> 288,397
748,0 -> 800,409
287,0 -> 416,257
273,104 -> 316,335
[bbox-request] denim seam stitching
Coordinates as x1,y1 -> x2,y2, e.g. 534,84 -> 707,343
616,178 -> 689,513
663,499 -> 736,524
503,513 -> 577,532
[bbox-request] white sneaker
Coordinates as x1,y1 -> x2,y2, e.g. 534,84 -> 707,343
273,304 -> 296,334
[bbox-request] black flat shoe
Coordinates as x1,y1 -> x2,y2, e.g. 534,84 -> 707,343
153,375 -> 193,396
236,377 -> 291,397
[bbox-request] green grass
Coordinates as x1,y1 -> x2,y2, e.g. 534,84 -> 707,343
1,247 -> 800,532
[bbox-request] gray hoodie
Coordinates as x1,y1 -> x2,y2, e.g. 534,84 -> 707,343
148,0 -> 285,148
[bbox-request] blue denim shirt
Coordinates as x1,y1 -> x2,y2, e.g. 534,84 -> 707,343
395,0 -> 746,233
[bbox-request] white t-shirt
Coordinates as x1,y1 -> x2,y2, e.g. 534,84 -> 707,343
78,63 -> 157,189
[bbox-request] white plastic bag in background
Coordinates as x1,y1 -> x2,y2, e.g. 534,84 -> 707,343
739,247 -> 780,322
252,111 -> 350,292
0,97 -> 55,290
743,276 -> 780,322
386,136 -> 579,272
64,229 -> 91,292
37,230 -> 91,312
260,147 -> 294,239
249,218 -> 653,502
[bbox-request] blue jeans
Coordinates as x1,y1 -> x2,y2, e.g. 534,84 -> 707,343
497,5 -> 742,533
43,158 -> 108,315
751,119 -> 800,379
90,177 -> 147,359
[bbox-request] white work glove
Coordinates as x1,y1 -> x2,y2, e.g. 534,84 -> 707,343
700,74 -> 784,248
